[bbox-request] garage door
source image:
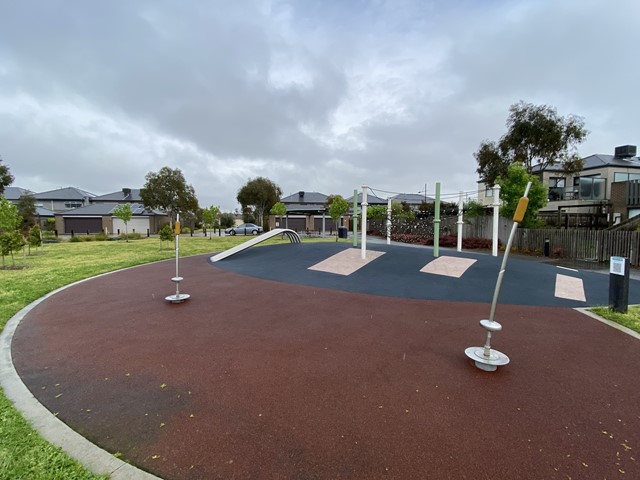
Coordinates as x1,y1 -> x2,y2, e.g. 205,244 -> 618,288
282,217 -> 306,232
65,217 -> 103,234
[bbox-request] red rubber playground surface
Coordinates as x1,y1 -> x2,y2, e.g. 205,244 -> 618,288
10,244 -> 640,480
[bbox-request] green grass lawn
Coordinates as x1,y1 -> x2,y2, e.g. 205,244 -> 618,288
590,305 -> 640,334
0,234 -> 336,479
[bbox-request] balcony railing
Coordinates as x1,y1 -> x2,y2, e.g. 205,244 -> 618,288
548,178 -> 605,202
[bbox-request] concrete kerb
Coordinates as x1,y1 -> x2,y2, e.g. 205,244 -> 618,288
575,306 -> 640,341
0,270 -> 164,480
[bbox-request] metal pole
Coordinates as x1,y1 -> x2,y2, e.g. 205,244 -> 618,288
361,185 -> 368,259
353,189 -> 358,247
492,185 -> 501,257
433,182 -> 441,258
387,197 -> 391,245
175,213 -> 180,280
456,191 -> 463,252
465,181 -> 531,371
487,182 -> 531,322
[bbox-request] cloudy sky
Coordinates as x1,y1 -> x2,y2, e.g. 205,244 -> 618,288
1,0 -> 637,210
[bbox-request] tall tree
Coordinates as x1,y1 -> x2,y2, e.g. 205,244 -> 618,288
496,163 -> 547,228
219,212 -> 235,229
476,101 -> 589,186
112,203 -> 133,241
0,156 -> 14,194
140,167 -> 199,225
236,177 -> 282,228
17,194 -> 37,234
326,194 -> 349,241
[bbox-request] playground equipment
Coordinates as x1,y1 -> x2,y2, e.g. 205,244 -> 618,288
465,182 -> 532,372
210,228 -> 301,262
166,214 -> 190,303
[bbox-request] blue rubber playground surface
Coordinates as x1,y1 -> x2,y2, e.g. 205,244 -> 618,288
211,241 -> 637,308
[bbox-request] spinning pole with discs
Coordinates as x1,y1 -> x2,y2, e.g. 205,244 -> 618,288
465,182 -> 531,371
165,213 -> 190,303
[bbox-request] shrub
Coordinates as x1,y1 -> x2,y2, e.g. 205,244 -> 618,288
181,226 -> 191,234
69,236 -> 81,242
159,224 -> 173,242
94,232 -> 108,241
121,232 -> 142,240
389,233 -> 497,250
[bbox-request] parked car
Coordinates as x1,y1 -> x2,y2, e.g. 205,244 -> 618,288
225,223 -> 263,236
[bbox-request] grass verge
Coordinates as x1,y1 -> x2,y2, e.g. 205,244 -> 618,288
590,305 -> 640,334
0,234 -> 330,479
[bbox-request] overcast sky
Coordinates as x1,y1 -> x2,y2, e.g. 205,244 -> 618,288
1,0 -> 638,210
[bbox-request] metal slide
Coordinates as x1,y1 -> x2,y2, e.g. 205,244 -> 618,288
210,228 -> 302,262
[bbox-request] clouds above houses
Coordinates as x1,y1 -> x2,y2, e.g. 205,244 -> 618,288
1,0 -> 638,210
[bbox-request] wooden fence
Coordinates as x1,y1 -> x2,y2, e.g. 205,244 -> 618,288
512,229 -> 640,265
462,216 -> 640,265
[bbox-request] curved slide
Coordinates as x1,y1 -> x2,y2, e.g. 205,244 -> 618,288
210,228 -> 301,262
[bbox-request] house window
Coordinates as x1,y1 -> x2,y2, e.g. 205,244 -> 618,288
574,177 -> 605,200
64,202 -> 83,209
548,177 -> 566,201
613,172 -> 640,182
484,186 -> 493,198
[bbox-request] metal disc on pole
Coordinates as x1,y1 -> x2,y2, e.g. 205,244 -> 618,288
165,213 -> 189,304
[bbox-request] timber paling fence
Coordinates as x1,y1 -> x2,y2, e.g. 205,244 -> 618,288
462,217 -> 640,265
512,229 -> 640,265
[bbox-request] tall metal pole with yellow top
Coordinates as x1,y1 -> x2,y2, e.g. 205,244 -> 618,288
165,213 -> 190,303
465,182 -> 531,371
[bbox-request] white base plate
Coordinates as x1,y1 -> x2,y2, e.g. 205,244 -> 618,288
464,346 -> 510,372
165,293 -> 190,303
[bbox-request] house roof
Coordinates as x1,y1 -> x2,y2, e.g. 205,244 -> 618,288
346,192 -> 388,205
530,154 -> 640,173
3,186 -> 35,200
35,187 -> 95,200
281,191 -> 329,204
35,206 -> 55,217
59,203 -> 163,216
581,154 -> 640,171
392,193 -> 434,204
285,204 -> 327,214
92,188 -> 142,202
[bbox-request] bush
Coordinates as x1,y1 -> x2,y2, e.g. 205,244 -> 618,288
181,226 -> 191,234
94,232 -> 108,241
159,224 -> 173,242
121,232 -> 142,240
69,236 -> 81,242
389,233 -> 497,250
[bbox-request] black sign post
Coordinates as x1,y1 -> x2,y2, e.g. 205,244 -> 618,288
609,256 -> 629,313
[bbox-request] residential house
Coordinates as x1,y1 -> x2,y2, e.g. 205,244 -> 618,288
34,187 -> 95,212
276,191 -> 330,232
3,187 -> 54,229
55,203 -> 167,235
391,193 -> 435,208
478,145 -> 640,227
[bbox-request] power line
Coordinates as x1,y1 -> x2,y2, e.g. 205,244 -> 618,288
367,186 -> 479,200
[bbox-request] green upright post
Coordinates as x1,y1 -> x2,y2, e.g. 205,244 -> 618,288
353,188 -> 358,247
433,182 -> 441,258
